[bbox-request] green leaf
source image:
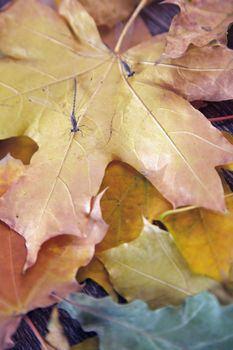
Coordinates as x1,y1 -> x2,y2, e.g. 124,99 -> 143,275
59,292 -> 233,350
98,220 -> 216,308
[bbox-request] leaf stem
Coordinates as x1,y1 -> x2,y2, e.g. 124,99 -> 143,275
160,193 -> 233,220
114,0 -> 147,53
24,316 -> 58,350
160,205 -> 198,220
208,115 -> 233,122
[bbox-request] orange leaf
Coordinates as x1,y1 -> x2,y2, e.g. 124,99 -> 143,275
0,222 -> 95,348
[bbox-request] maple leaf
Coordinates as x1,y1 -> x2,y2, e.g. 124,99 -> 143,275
98,219 -> 216,308
0,221 -> 98,349
0,0 -> 233,268
164,0 -> 233,58
161,193 -> 233,281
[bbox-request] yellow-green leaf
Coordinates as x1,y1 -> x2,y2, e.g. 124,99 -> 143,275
98,220 -> 216,308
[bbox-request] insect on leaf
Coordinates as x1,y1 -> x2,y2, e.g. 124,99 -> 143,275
0,0 -> 233,268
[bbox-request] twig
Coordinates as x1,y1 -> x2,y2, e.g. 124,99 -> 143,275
24,316 -> 58,350
208,115 -> 233,122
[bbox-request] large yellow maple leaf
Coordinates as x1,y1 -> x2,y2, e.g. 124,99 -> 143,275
0,0 -> 233,267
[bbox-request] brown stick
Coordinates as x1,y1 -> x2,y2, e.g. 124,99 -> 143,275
24,316 -> 58,350
208,115 -> 233,122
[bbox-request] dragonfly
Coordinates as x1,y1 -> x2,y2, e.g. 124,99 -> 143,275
119,58 -> 135,77
28,78 -> 91,137
70,78 -> 83,134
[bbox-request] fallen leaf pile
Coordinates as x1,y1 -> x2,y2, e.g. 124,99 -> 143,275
0,0 -> 233,348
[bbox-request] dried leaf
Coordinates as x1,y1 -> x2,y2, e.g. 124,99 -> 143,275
78,161 -> 170,298
99,220 -> 216,308
164,0 -> 233,58
46,308 -> 69,350
71,337 -> 99,350
0,0 -> 233,267
128,34 -> 233,101
162,194 -> 233,280
0,136 -> 38,165
97,161 -> 171,252
77,257 -> 118,300
0,223 -> 94,348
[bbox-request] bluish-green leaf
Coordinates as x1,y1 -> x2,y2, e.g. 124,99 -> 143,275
59,292 -> 233,350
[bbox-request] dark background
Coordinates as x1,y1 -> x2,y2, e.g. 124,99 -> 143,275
1,0 -> 233,348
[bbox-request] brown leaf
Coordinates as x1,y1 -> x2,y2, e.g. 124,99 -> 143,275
164,0 -> 233,58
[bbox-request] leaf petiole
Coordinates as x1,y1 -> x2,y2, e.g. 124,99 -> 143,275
114,0 -> 147,53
